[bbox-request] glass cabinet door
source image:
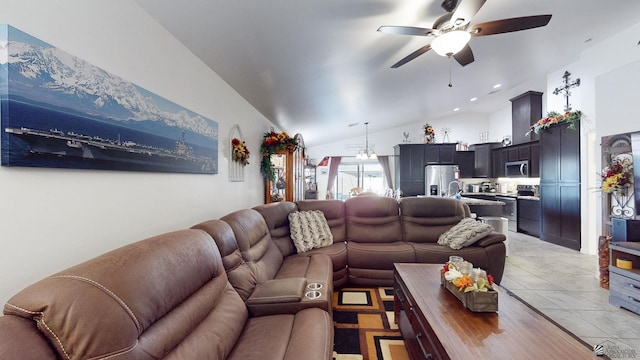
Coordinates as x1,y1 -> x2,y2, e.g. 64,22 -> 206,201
265,150 -> 294,203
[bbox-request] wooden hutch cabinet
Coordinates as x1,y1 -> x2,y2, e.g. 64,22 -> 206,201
265,133 -> 306,203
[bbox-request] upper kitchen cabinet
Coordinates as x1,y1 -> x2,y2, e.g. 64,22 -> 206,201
529,142 -> 540,177
394,144 -> 425,196
455,151 -> 475,178
469,142 -> 501,178
510,91 -> 543,145
424,143 -> 456,164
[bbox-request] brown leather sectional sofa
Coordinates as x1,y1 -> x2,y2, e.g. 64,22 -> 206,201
0,196 -> 505,359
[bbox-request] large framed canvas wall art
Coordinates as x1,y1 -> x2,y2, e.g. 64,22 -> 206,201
0,25 -> 218,174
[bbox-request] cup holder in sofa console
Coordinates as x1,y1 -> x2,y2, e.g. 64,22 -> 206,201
305,290 -> 321,299
307,282 -> 323,290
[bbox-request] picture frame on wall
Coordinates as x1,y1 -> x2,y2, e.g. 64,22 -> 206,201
0,24 -> 218,174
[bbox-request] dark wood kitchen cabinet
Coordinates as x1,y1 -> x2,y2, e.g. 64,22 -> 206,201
424,143 -> 456,164
510,91 -> 543,145
492,147 -> 507,177
470,142 -> 501,178
455,151 -> 475,178
518,198 -> 541,237
539,122 -> 581,250
394,144 -> 425,196
529,142 -> 540,177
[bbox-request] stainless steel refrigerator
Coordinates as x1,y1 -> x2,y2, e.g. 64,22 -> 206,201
425,165 -> 459,197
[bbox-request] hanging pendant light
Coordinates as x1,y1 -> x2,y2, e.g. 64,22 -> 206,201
357,122 -> 377,160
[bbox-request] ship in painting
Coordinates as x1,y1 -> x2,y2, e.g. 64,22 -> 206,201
5,127 -> 215,172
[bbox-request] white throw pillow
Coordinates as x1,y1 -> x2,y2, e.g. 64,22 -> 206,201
438,218 -> 494,250
289,210 -> 334,253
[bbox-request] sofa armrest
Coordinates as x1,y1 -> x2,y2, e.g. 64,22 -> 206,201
246,277 -> 306,305
474,232 -> 506,248
0,316 -> 58,360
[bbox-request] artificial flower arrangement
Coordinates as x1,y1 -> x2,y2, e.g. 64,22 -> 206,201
525,110 -> 582,136
441,259 -> 498,312
423,123 -> 436,143
231,138 -> 250,165
260,131 -> 298,182
441,262 -> 494,293
601,158 -> 633,194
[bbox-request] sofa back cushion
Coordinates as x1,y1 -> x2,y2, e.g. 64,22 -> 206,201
345,196 -> 403,243
3,229 -> 248,360
399,196 -> 469,243
253,201 -> 299,256
222,209 -> 284,283
191,219 -> 258,301
297,199 -> 346,244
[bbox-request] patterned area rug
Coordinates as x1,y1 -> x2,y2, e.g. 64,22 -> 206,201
332,287 -> 409,360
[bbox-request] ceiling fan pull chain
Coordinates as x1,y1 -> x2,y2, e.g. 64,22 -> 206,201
448,57 -> 453,87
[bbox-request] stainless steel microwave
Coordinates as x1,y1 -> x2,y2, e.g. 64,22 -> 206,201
505,160 -> 529,177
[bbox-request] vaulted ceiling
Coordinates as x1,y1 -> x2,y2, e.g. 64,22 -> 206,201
135,0 -> 640,147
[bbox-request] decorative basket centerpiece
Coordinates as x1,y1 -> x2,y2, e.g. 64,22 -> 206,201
440,257 -> 498,312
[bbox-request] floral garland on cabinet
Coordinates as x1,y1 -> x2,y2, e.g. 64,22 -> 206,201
525,110 -> 582,136
260,131 -> 298,182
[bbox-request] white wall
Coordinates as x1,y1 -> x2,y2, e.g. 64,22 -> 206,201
0,1 -> 271,302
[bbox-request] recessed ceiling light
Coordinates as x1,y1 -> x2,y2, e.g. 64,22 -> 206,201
493,84 -> 502,89
453,107 -> 460,112
470,97 -> 477,102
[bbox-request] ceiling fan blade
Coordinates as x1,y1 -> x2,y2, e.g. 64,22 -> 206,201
450,0 -> 487,27
391,44 -> 432,68
453,44 -> 474,66
377,25 -> 435,36
469,15 -> 552,36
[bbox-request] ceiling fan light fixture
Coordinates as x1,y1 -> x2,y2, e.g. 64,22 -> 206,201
430,30 -> 471,57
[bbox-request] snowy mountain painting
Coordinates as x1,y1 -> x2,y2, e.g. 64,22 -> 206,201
0,24 -> 218,174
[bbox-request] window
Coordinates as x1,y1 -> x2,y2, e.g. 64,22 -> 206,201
333,160 -> 386,200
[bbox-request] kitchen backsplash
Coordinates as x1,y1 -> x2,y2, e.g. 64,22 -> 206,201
459,177 -> 540,194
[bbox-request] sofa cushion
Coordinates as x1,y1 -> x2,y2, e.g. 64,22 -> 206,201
228,308 -> 333,360
399,196 -> 469,243
222,209 -> 285,283
345,196 -> 403,243
254,202 -> 299,256
438,218 -> 494,250
191,219 -> 257,301
289,210 -> 334,253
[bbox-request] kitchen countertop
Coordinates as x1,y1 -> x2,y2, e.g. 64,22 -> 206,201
463,192 -> 540,201
459,197 -> 505,205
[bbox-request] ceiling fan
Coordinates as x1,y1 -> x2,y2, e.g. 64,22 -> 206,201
378,0 -> 552,68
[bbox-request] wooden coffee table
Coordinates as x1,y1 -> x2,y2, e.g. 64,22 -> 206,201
394,263 -> 604,360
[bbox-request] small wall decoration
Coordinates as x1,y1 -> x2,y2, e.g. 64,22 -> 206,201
229,125 -> 248,182
0,25 -> 218,174
441,127 -> 451,143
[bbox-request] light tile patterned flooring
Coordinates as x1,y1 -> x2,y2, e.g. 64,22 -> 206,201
502,232 -> 640,359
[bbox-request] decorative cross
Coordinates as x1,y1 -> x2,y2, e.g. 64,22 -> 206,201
553,71 -> 581,112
